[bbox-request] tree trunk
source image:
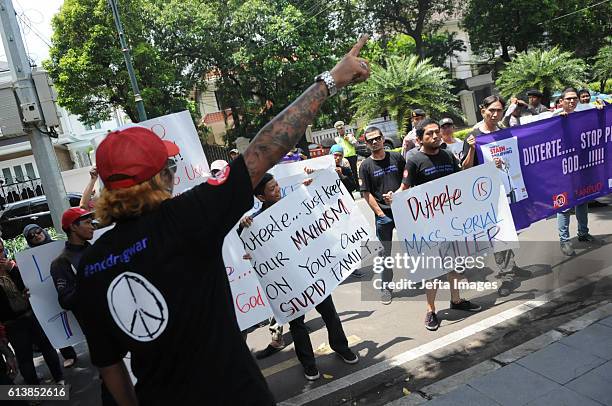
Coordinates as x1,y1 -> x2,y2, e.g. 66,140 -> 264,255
500,42 -> 511,62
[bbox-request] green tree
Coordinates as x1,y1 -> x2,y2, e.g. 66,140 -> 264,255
546,0 -> 612,59
150,0 -> 362,138
362,0 -> 457,59
44,0 -> 196,125
495,47 -> 587,102
351,55 -> 461,134
461,0 -> 556,61
591,41 -> 612,93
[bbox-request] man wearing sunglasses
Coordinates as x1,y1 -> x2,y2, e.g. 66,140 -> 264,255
359,127 -> 406,305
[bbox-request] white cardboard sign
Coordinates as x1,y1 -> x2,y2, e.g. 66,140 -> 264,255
240,170 -> 380,324
16,242 -> 85,348
391,163 -> 519,281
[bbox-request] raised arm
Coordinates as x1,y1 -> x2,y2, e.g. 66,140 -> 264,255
243,36 -> 370,187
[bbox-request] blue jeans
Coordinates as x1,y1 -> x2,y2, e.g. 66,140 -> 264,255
557,203 -> 589,243
375,214 -> 395,289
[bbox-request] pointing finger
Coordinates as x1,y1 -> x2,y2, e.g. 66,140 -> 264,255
348,34 -> 369,57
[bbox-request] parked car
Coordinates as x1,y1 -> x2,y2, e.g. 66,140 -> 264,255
356,118 -> 403,157
0,193 -> 83,239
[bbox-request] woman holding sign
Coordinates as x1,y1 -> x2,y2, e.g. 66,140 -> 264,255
462,96 -> 531,296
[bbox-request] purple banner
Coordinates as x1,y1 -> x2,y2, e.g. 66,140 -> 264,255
475,105 -> 612,230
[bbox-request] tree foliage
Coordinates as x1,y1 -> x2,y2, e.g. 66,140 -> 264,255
351,55 -> 461,134
44,0 -> 195,125
591,41 -> 612,93
462,0 -> 612,60
362,0 -> 457,59
546,0 -> 612,59
148,0 -> 362,140
495,47 -> 587,102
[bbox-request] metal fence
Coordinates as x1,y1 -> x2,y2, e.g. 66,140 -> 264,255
202,144 -> 231,164
0,177 -> 44,207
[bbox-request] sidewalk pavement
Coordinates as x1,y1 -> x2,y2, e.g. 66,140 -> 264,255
388,304 -> 612,406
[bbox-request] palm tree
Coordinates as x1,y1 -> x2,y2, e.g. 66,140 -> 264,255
496,47 -> 587,103
592,42 -> 612,93
351,55 -> 462,134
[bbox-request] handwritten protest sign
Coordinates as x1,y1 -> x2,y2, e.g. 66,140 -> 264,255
240,170 -> 381,324
16,242 -> 85,348
391,163 -> 519,282
222,227 -> 272,330
95,110 -> 210,195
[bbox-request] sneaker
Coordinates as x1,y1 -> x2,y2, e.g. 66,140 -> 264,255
450,299 -> 482,312
578,233 -> 602,243
425,311 -> 440,331
510,266 -> 532,278
350,270 -> 364,278
304,365 -> 320,381
63,358 -> 76,368
380,289 -> 392,305
560,241 -> 576,256
255,344 -> 284,360
498,280 -> 514,297
337,349 -> 359,364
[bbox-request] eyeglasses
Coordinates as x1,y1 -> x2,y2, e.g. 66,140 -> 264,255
366,136 -> 382,144
564,97 -> 578,101
441,124 -> 453,129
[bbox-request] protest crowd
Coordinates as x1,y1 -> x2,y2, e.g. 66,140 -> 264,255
0,33 -> 610,406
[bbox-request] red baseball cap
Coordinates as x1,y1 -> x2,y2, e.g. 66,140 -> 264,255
62,207 -> 92,232
96,127 -> 180,190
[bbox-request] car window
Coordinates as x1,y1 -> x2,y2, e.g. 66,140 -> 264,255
2,202 -> 31,219
29,199 -> 48,213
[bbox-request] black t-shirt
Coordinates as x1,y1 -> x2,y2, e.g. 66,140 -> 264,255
403,149 -> 461,187
359,151 -> 405,215
75,157 -> 274,405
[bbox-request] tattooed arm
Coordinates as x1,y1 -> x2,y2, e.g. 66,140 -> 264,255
243,35 -> 371,188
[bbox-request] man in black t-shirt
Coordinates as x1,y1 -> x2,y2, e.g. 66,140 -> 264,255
240,174 -> 358,381
400,119 -> 482,331
74,36 -> 371,406
359,127 -> 406,305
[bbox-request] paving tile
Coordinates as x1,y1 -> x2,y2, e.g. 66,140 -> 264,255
598,315 -> 612,328
525,386 -> 603,406
516,342 -> 605,384
560,323 -> 612,360
467,364 -> 561,406
567,362 -> 612,405
426,385 -> 500,406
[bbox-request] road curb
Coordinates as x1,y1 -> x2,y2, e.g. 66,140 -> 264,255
389,301 -> 612,405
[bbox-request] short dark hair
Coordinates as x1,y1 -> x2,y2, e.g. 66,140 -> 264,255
578,88 -> 590,97
480,95 -> 506,110
561,87 -> 578,99
364,126 -> 382,137
415,118 -> 439,139
254,173 -> 274,196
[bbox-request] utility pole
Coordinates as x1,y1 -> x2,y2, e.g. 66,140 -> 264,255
0,0 -> 69,232
108,0 -> 147,122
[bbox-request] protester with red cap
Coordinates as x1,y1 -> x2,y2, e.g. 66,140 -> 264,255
50,208 -> 95,312
74,36 -> 370,405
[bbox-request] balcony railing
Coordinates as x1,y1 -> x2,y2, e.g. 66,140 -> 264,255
0,177 -> 44,207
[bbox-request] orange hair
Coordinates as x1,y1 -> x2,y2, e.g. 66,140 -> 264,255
95,173 -> 172,227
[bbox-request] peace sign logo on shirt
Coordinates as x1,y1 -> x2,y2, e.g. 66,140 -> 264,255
107,272 -> 169,342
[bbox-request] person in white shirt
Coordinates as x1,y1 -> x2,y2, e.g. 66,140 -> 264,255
439,118 -> 464,160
